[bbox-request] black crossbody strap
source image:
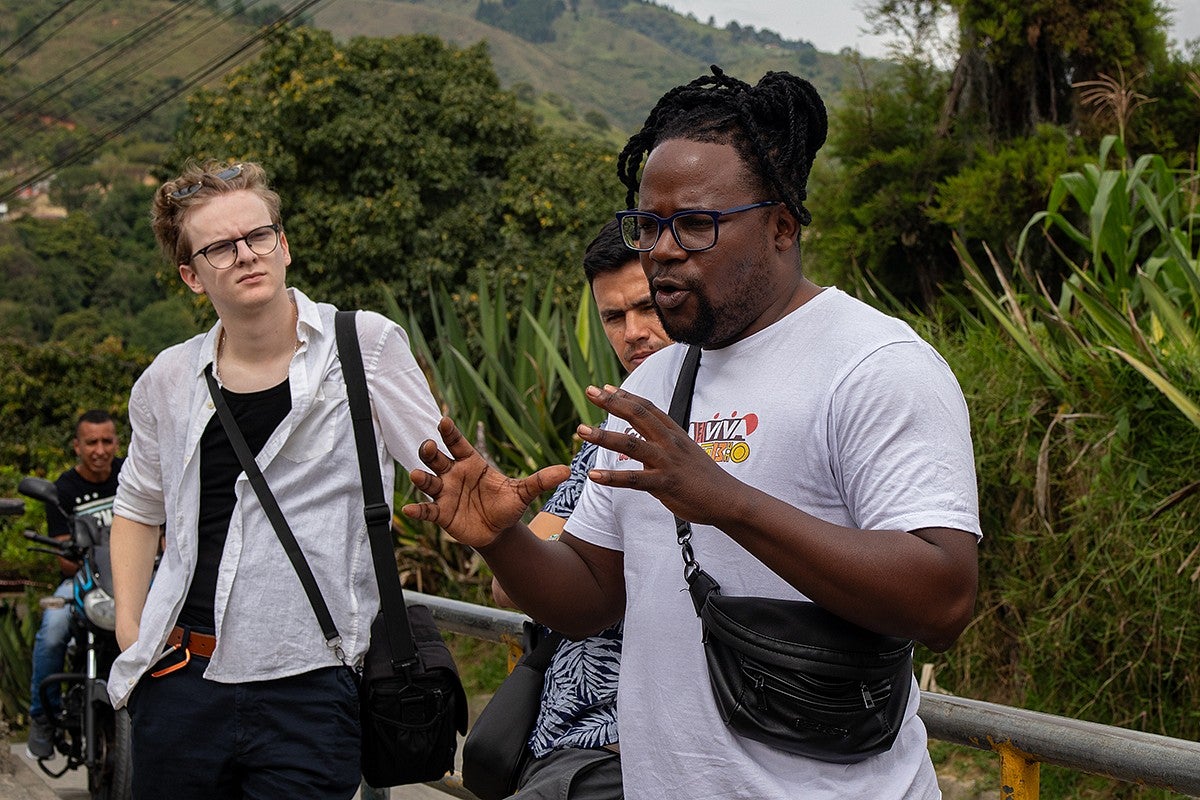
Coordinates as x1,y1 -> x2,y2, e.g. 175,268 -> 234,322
203,365 -> 342,652
667,345 -> 702,428
668,346 -> 703,574
523,628 -> 565,671
334,310 -> 418,671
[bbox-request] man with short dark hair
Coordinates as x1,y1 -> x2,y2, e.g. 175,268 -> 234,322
27,410 -> 123,760
492,219 -> 670,799
109,160 -> 442,799
405,67 -> 981,799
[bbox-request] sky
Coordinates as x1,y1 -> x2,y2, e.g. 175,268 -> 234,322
661,1 -> 1200,60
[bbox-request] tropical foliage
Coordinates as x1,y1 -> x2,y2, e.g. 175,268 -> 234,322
383,279 -> 620,596
934,78 -> 1200,793
0,594 -> 37,723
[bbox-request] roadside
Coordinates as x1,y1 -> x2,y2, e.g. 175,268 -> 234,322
0,740 -> 63,800
5,724 -> 467,800
7,700 -> 994,800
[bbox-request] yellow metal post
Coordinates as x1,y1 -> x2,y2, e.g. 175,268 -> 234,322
997,741 -> 1040,800
502,631 -> 524,673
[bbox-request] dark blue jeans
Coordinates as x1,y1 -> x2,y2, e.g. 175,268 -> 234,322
128,652 -> 360,800
29,579 -> 73,718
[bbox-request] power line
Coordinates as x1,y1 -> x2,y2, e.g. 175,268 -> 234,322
0,0 -> 335,202
0,0 -> 275,138
0,0 -> 202,118
0,0 -> 86,61
0,0 -> 108,73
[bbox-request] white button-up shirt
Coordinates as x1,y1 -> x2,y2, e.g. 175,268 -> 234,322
109,288 -> 442,708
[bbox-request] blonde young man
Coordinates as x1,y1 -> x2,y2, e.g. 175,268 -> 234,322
108,161 -> 441,799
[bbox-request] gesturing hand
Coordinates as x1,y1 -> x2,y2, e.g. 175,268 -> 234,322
403,417 -> 570,549
579,384 -> 739,526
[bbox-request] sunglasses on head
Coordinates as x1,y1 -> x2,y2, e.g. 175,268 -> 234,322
169,164 -> 244,200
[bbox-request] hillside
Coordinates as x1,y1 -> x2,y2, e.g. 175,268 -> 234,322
0,0 -> 878,184
0,0 -> 276,140
311,0 -> 872,136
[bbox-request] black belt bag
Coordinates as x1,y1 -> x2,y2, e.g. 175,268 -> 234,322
667,345 -> 914,764
687,567 -> 913,763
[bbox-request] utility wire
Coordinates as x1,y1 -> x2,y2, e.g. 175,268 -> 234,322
0,0 -> 108,74
0,0 -> 335,202
0,0 -> 86,61
0,0 -> 202,118
0,0 -> 272,138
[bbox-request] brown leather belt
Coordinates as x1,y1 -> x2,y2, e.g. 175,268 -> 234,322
167,626 -> 217,658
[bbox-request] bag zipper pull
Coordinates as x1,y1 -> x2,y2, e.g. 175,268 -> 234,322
860,682 -> 875,709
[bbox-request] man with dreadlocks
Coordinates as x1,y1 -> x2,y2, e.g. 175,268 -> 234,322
405,67 -> 981,799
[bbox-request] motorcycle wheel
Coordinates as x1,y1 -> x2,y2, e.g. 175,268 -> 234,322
88,705 -> 132,800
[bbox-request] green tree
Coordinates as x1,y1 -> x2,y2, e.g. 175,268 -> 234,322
940,0 -> 1170,140
0,339 -> 148,484
166,27 -> 619,324
0,216 -> 112,339
475,0 -> 566,43
809,54 -> 965,307
816,1 -> 1189,307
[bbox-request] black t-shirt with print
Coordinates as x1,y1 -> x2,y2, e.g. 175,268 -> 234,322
47,457 -> 125,538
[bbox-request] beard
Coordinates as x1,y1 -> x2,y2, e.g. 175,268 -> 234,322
652,254 -> 771,348
655,287 -> 717,346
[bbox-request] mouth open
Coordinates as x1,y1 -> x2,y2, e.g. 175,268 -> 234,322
653,279 -> 689,310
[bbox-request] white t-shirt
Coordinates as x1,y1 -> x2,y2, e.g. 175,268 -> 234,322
567,287 -> 981,800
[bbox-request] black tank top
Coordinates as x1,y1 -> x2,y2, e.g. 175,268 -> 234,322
177,378 -> 291,630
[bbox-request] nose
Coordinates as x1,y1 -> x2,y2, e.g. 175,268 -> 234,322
625,313 -> 652,344
233,238 -> 256,263
649,220 -> 687,262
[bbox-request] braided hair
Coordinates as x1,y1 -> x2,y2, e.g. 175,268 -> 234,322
616,66 -> 827,226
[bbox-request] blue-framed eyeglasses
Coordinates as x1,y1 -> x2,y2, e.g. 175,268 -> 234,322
169,163 -> 244,201
188,223 -> 281,270
616,201 -> 779,253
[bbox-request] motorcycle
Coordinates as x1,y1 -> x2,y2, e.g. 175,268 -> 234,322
19,475 -> 132,800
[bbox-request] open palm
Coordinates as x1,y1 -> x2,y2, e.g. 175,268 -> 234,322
402,417 -> 570,549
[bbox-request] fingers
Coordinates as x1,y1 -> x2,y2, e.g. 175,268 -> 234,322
521,465 -> 572,502
577,422 -> 650,463
408,467 -> 441,495
437,415 -> 481,462
401,500 -> 438,522
585,385 -> 677,433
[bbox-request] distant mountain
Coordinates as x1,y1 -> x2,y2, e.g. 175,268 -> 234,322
311,0 -> 872,138
0,0 -> 877,179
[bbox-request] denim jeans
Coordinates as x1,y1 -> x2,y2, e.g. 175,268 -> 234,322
127,652 -> 361,800
29,579 -> 73,719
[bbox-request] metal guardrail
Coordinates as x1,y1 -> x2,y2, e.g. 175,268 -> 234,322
395,591 -> 1200,800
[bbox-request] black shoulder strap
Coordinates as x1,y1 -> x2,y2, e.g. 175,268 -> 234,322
522,626 -> 565,670
334,310 -> 418,671
668,347 -> 704,577
203,365 -> 342,652
667,345 -> 702,429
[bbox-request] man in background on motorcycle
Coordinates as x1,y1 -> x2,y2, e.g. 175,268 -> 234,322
108,160 -> 442,800
27,410 -> 123,760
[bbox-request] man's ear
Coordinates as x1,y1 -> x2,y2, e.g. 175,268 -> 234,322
772,205 -> 802,253
179,262 -> 206,296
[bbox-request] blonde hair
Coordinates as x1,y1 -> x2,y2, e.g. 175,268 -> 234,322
150,160 -> 282,266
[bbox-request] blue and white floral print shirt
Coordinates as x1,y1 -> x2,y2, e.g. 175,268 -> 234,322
527,438 -> 622,756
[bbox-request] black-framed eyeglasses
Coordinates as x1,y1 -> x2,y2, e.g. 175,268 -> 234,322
616,201 -> 779,253
169,163 -> 244,201
188,223 -> 281,270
